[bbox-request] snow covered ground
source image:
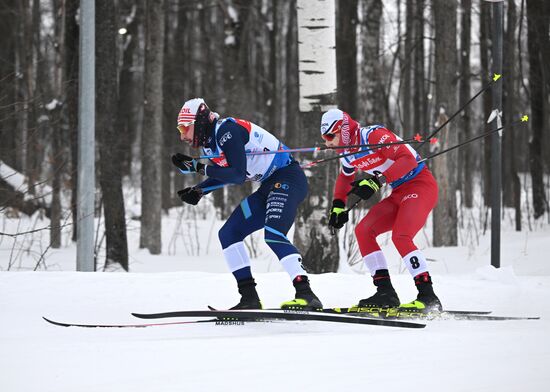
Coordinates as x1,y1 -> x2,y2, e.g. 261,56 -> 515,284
1,206 -> 549,391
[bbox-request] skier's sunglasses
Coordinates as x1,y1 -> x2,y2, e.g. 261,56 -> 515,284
321,131 -> 339,141
177,121 -> 195,134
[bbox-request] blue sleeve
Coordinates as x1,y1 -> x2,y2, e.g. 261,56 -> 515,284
196,177 -> 227,194
204,122 -> 249,184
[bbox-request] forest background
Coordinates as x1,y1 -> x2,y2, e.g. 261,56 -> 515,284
0,0 -> 549,272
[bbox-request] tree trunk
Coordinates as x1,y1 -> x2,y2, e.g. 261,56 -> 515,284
432,0 -> 458,247
219,0 -> 253,218
502,0 -> 521,232
117,1 -> 142,179
161,3 -> 173,212
401,0 -> 413,136
459,0 -> 473,208
0,0 -> 17,167
359,0 -> 383,125
97,0 -> 129,269
336,0 -> 358,117
413,0 -> 426,134
294,114 -> 340,273
140,0 -> 165,254
64,0 -> 79,242
526,0 -> 549,219
480,1 -> 492,207
49,103 -> 63,248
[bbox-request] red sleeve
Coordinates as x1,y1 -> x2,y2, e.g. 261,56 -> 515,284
333,169 -> 356,202
369,128 -> 418,183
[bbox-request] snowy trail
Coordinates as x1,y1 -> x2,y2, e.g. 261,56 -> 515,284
1,271 -> 548,392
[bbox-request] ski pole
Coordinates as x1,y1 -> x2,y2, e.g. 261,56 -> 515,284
300,140 -> 410,169
197,139 -> 419,160
417,115 -> 528,164
343,114 -> 529,214
416,73 -> 502,151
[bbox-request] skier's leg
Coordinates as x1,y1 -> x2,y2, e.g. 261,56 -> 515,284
261,164 -> 322,310
218,191 -> 266,309
391,175 -> 441,311
354,199 -> 401,307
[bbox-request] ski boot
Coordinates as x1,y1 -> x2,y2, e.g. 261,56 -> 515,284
230,278 -> 263,310
353,270 -> 400,316
399,272 -> 443,315
280,275 -> 323,311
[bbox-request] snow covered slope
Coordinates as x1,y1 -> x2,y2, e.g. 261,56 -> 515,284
1,269 -> 548,392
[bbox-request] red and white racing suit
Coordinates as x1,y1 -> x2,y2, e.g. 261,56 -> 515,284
334,125 -> 438,277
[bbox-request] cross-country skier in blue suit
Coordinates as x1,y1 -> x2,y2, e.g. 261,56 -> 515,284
172,98 -> 322,310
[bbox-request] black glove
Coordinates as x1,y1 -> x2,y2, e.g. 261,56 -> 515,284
328,199 -> 349,230
172,153 -> 206,175
347,176 -> 383,200
177,187 -> 203,205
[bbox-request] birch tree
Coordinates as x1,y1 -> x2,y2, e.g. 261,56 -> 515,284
294,0 -> 339,273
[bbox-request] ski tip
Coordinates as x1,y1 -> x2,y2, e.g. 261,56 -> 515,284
43,317 -> 69,327
207,305 -> 217,311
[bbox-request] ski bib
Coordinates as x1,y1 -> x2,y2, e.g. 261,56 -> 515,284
341,125 -> 425,188
202,118 -> 292,182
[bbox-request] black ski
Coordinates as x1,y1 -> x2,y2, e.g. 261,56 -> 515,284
320,307 -> 538,321
131,309 -> 426,329
324,307 -> 492,315
206,306 -> 538,322
208,305 -> 491,319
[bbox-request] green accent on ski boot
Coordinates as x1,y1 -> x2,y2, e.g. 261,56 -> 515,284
398,300 -> 441,319
280,298 -> 307,309
400,300 -> 426,310
280,298 -> 322,311
493,73 -> 502,82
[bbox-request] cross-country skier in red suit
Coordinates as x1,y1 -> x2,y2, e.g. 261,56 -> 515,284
320,108 -> 442,312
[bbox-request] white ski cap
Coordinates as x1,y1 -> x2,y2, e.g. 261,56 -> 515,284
178,98 -> 205,126
320,108 -> 344,135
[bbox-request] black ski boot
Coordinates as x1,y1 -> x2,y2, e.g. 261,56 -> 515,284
281,275 -> 323,311
400,272 -> 443,313
230,278 -> 262,310
356,269 -> 400,309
